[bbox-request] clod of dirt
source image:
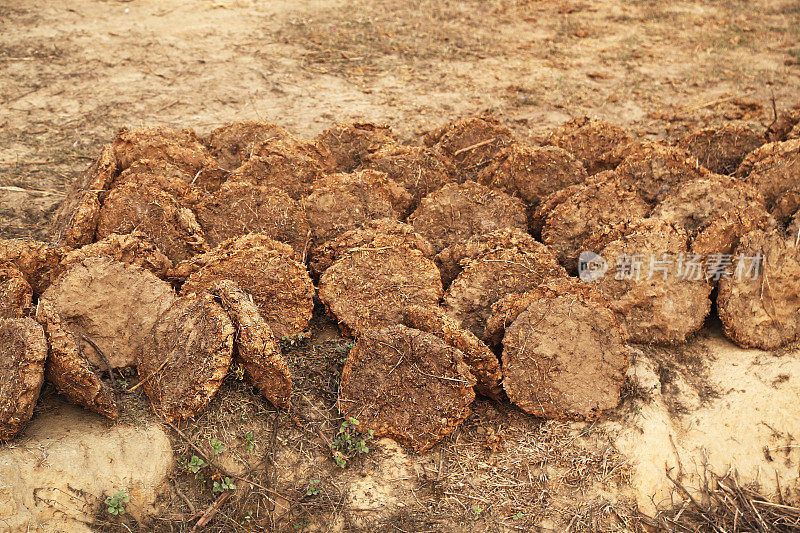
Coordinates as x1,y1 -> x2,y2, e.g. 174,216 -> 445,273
194,182 -> 311,260
545,116 -> 633,175
717,228 -> 800,349
408,181 -> 527,254
204,120 -> 293,171
230,137 -> 330,200
338,325 -> 475,453
651,174 -> 765,237
318,246 -> 443,336
691,205 -> 776,257
435,227 -> 551,287
401,305 -> 503,400
0,318 -> 47,441
96,182 -> 206,263
112,126 -> 224,192
309,218 -> 434,278
443,247 -> 567,339
138,293 -> 233,421
424,114 -> 515,178
211,280 -> 292,409
0,264 -> 32,319
0,238 -> 65,294
477,143 -> 588,206
176,234 -> 315,339
735,139 -> 800,216
35,301 -> 119,419
41,256 -> 177,369
765,105 -> 800,142
315,122 -> 396,172
589,218 -> 712,344
541,173 -> 650,270
614,142 -> 708,204
362,144 -> 457,206
300,170 -> 413,244
675,124 -> 764,175
59,231 -> 174,280
500,279 -> 629,420
110,159 -> 205,206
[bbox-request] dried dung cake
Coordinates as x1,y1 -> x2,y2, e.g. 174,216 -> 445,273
424,114 -> 515,178
0,317 -> 47,441
176,235 -> 314,339
435,227 -> 551,287
204,120 -> 293,171
500,280 -> 629,420
35,301 -> 119,419
408,181 -> 527,253
211,280 -> 292,409
0,264 -> 32,319
41,256 -> 177,369
318,246 -> 443,336
527,180 -> 586,238
589,218 -> 712,344
138,293 -> 233,421
309,218 -> 434,278
194,181 -> 311,260
315,122 -> 396,172
401,305 -> 503,400
362,144 -> 457,205
545,116 -> 633,175
735,139 -> 800,215
691,205 -> 776,257
676,124 -> 764,175
614,142 -> 707,204
59,232 -> 174,280
477,144 -> 588,206
300,170 -> 413,244
337,325 -> 476,453
541,173 -> 650,270
443,247 -> 567,339
772,186 -> 800,224
717,228 -> 800,349
96,182 -> 206,263
0,238 -> 65,294
110,159 -> 204,206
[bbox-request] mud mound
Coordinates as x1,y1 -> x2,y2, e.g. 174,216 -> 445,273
362,144 -> 457,205
651,174 -> 765,237
435,227 -> 550,287
676,124 -> 764,175
691,205 -> 775,257
318,246 -> 443,336
300,170 -> 413,244
0,264 -> 32,319
614,142 -> 707,204
138,293 -> 233,421
545,117 -> 633,175
194,182 -> 311,260
735,139 -> 800,217
499,280 -> 629,420
41,256 -> 177,369
424,114 -> 515,178
111,159 -> 204,205
35,301 -> 119,419
0,239 -> 64,294
309,218 -> 433,278
408,181 -> 527,254
176,234 -> 314,339
717,228 -> 800,349
315,122 -> 396,172
112,126 -> 223,192
0,318 -> 47,441
541,173 -> 650,270
401,304 -> 503,400
230,137 -> 329,200
205,120 -> 293,171
477,144 -> 588,206
59,232 -> 174,280
211,280 -> 292,408
96,182 -> 206,263
443,247 -> 567,339
589,218 -> 712,344
338,325 -> 475,453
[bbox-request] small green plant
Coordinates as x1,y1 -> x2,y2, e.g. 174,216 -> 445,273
187,455 -> 206,474
104,491 -> 129,516
512,511 -> 524,521
293,517 -> 310,531
280,332 -> 309,351
212,476 -> 236,493
243,432 -> 256,453
471,504 -> 482,517
209,438 -> 225,455
305,479 -> 321,496
331,417 -> 374,468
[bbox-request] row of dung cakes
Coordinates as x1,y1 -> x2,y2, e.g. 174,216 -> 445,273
2,107 -> 798,451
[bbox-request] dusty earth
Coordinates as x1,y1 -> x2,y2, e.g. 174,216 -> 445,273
2,0 -> 800,532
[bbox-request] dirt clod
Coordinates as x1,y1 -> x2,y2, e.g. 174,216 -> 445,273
0,318 -> 47,441
205,120 -> 293,171
316,122 -> 396,172
338,325 -> 476,453
0,264 -> 32,319
676,124 -> 764,175
545,116 -> 633,175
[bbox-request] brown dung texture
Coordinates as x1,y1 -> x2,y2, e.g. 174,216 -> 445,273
0,318 -> 47,441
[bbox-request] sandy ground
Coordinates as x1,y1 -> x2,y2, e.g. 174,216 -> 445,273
2,1 -> 800,532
